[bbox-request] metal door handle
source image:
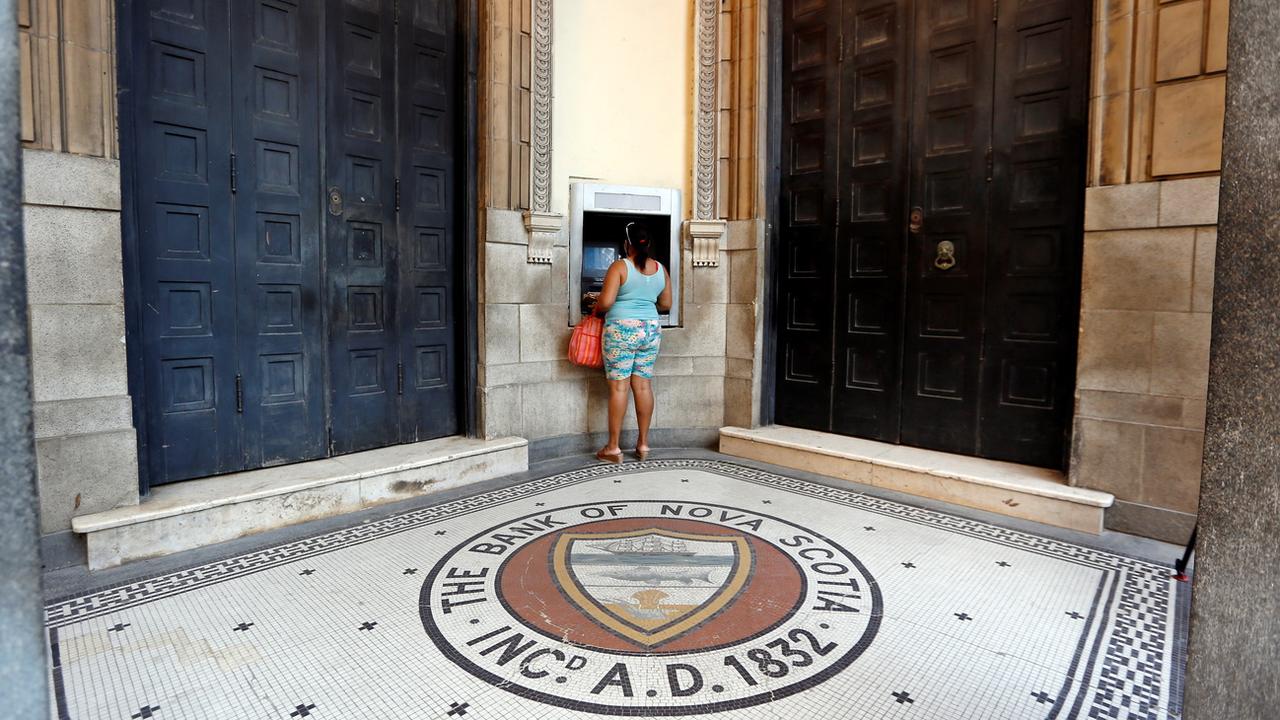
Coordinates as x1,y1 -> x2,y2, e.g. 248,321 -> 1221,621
328,186 -> 344,216
909,206 -> 924,234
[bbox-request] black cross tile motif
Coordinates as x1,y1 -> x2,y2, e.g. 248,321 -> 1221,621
762,500 -> 772,504
359,621 -> 378,631
892,691 -> 915,705
1031,691 -> 1055,704
403,568 -> 418,575
902,562 -> 917,568
435,530 -> 447,536
613,479 -> 622,483
535,502 -> 546,506
447,702 -> 470,716
996,561 -> 1011,567
131,706 -> 160,719
864,526 -> 876,531
289,704 -> 316,718
299,569 -> 315,576
680,478 -> 689,483
1066,611 -> 1084,620
232,622 -> 254,631
108,623 -> 131,633
955,613 -> 973,621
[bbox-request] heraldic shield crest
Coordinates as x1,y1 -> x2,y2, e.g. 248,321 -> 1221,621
551,527 -> 753,648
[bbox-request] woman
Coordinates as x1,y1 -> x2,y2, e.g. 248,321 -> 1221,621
591,222 -> 672,463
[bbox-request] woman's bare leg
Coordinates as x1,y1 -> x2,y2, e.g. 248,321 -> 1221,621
630,376 -> 654,453
601,378 -> 631,455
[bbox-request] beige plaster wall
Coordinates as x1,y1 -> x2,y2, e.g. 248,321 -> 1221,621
550,0 -> 694,217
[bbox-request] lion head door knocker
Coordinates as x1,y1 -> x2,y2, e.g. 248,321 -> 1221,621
934,240 -> 957,271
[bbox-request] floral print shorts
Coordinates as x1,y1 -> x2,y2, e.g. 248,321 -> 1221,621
603,319 -> 662,380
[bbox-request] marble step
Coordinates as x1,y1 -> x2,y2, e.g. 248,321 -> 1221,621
73,435 -> 528,570
719,425 -> 1112,534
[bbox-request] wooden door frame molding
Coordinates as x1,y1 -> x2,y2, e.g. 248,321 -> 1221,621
117,0 -> 482,495
759,0 -> 783,426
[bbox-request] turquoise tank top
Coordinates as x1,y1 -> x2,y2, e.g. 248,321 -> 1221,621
606,258 -> 664,321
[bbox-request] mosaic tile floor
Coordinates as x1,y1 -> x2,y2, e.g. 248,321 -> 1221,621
44,459 -> 1188,719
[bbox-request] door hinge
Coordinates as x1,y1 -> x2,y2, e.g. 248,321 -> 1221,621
234,374 -> 243,413
393,0 -> 399,23
229,153 -> 238,193
327,427 -> 335,455
396,362 -> 405,395
985,147 -> 994,182
992,0 -> 999,22
394,177 -> 401,212
837,34 -> 845,63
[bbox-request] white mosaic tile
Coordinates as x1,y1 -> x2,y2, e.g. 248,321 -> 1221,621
45,460 -> 1187,719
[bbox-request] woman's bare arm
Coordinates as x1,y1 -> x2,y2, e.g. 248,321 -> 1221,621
593,260 -> 626,315
656,265 -> 673,313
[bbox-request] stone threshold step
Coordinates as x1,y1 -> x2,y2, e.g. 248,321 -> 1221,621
73,435 -> 528,570
719,425 -> 1113,534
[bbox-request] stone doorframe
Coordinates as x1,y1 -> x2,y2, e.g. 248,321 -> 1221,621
517,0 -> 729,265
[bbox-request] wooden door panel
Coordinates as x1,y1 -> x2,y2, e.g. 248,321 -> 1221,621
397,0 -> 460,441
133,0 -> 241,483
980,0 -> 1089,466
898,0 -> 994,455
775,0 -> 841,431
230,0 -> 327,468
831,0 -> 911,439
325,0 -> 401,454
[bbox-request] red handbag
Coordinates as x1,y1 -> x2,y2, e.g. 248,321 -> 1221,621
569,315 -> 605,368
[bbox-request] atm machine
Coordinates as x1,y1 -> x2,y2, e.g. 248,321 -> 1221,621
568,183 -> 682,326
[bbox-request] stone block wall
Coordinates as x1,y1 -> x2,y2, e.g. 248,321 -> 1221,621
21,150 -> 139,547
1078,0 -> 1229,543
1071,177 -> 1219,542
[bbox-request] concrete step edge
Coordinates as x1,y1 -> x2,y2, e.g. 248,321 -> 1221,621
72,435 -> 528,534
719,426 -> 1114,508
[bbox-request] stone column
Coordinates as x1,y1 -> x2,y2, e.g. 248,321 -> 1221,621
1183,1 -> 1280,717
0,0 -> 51,714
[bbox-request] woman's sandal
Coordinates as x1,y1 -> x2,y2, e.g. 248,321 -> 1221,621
596,449 -> 623,464
633,447 -> 649,461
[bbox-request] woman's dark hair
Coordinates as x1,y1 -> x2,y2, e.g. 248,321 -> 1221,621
625,222 -> 653,268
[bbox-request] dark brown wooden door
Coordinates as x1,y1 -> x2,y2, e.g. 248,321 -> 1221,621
775,0 -> 1088,468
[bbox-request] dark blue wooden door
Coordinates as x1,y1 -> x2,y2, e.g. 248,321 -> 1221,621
131,0 -> 243,482
325,0 -> 402,454
397,0 -> 460,441
230,0 -> 328,469
129,0 -> 461,484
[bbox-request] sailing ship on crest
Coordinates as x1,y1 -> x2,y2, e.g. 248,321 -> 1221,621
593,535 -> 697,562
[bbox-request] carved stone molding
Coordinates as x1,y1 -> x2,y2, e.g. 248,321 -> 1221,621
523,211 -> 562,264
685,219 -> 727,267
693,0 -> 719,224
530,0 -> 554,215
524,0 -> 559,263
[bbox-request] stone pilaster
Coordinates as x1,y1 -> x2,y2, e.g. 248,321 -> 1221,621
1183,0 -> 1280,716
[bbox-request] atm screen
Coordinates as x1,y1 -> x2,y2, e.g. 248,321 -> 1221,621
582,245 -> 618,278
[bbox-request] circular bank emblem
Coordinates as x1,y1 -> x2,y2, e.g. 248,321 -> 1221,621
421,501 -> 881,715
